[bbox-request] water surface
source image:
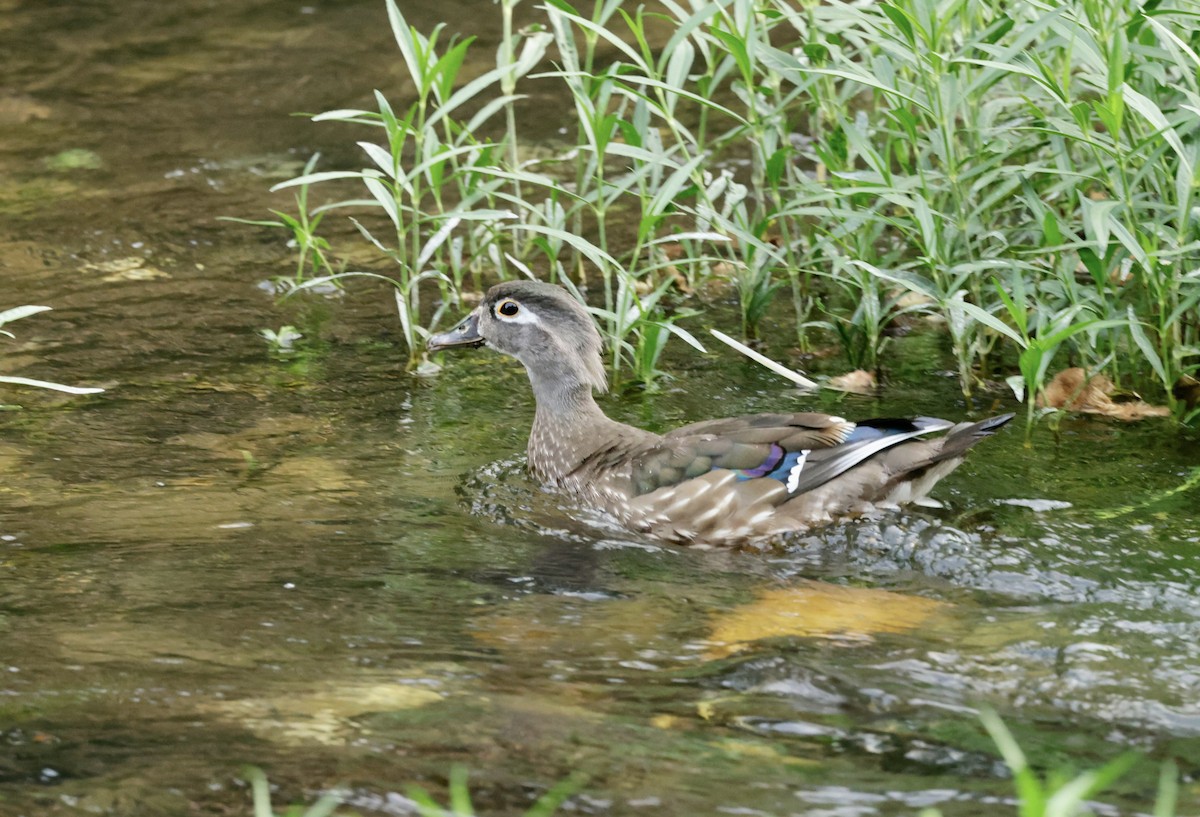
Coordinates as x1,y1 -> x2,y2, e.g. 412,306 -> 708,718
2,2 -> 1199,815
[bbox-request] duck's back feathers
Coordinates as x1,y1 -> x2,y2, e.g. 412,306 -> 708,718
634,414 -> 955,500
620,412 -> 1013,545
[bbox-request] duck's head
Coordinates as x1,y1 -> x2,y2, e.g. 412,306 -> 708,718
428,281 -> 607,397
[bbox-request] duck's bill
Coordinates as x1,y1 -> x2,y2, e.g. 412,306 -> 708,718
427,311 -> 484,352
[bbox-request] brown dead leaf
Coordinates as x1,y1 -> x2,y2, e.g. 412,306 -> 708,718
894,290 -> 934,310
704,581 -> 947,659
1173,374 -> 1200,410
669,265 -> 692,294
658,242 -> 686,261
826,369 -> 878,394
1039,367 -> 1170,420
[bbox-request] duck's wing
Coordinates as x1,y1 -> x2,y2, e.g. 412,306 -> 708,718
633,413 -> 955,499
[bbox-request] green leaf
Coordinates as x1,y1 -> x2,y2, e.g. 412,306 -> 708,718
269,171 -> 364,193
758,45 -> 930,113
1106,217 -> 1149,270
1006,374 -> 1026,403
580,71 -> 750,126
448,766 -> 474,815
542,0 -> 578,14
0,305 -> 51,327
645,231 -> 730,246
645,151 -> 707,217
1155,761 -> 1179,817
1123,83 -> 1193,177
0,376 -> 104,395
403,143 -> 502,185
1041,210 -> 1063,247
512,223 -> 621,274
990,278 -> 1028,338
879,3 -> 915,45
709,329 -> 818,389
424,65 -> 506,131
662,321 -> 706,353
1127,307 -> 1168,385
358,141 -> 398,179
541,5 -> 648,70
978,709 -> 1045,817
1034,317 -> 1124,351
1080,196 -> 1119,251
362,175 -> 401,230
311,108 -> 382,124
385,0 -> 422,88
947,296 -> 1026,346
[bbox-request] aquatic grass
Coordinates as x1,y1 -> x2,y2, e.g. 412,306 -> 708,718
995,0 -> 1200,408
592,274 -> 706,389
249,0 -> 1199,428
0,305 -> 105,398
919,708 -> 1179,817
760,0 -> 1199,409
819,259 -> 913,374
540,0 -> 625,277
762,0 -> 1043,393
244,766 -> 580,817
246,767 -> 344,817
258,325 -> 303,355
269,0 -> 540,369
539,0 -> 818,338
222,154 -> 341,288
406,766 -> 583,817
952,276 -> 1126,440
241,719 -> 1177,817
686,170 -> 789,341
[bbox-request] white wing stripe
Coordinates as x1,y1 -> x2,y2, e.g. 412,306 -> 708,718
785,449 -> 811,493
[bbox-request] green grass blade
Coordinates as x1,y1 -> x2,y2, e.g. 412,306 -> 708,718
1127,307 -> 1169,386
978,708 -> 1045,817
0,305 -> 51,327
244,767 -> 275,817
1155,760 -> 1179,817
270,171 -> 364,193
447,766 -> 474,815
0,376 -> 105,395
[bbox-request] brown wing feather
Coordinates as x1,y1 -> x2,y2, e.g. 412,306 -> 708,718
631,412 -> 857,495
664,412 -> 855,448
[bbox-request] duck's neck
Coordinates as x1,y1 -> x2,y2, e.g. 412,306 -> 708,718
527,379 -> 622,483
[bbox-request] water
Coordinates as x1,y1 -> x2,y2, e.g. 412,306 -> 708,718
3,1 -> 1200,814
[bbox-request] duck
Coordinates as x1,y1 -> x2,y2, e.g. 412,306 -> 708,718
428,280 -> 1013,547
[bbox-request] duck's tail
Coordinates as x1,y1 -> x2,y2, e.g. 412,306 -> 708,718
932,412 -> 1016,463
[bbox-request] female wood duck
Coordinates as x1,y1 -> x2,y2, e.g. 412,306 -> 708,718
429,280 -> 1012,547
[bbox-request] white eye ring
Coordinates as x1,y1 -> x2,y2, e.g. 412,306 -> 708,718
494,299 -> 541,324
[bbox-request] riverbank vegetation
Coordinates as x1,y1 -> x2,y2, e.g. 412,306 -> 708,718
261,0 -> 1199,430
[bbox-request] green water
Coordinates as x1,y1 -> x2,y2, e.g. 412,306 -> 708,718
3,1 -> 1200,815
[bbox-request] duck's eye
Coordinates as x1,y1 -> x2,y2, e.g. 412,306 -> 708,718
496,300 -> 520,318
